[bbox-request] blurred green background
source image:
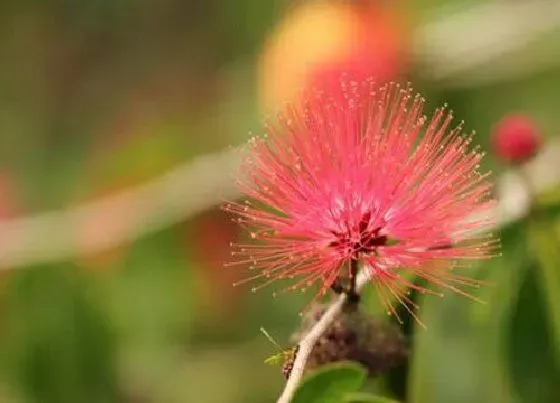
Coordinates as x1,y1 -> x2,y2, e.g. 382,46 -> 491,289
0,0 -> 559,402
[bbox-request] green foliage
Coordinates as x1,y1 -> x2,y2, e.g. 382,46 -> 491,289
408,203 -> 560,403
528,209 -> 560,359
506,261 -> 560,402
344,392 -> 400,403
291,363 -> 400,402
291,362 -> 366,403
504,202 -> 560,402
1,266 -> 118,403
105,228 -> 195,401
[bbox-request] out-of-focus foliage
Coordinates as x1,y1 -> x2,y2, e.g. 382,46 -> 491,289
406,214 -> 560,403
2,266 -> 118,403
0,0 -> 558,402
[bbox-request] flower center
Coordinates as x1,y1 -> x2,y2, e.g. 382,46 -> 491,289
328,212 -> 387,258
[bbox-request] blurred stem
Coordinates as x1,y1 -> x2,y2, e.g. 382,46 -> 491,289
416,0 -> 560,86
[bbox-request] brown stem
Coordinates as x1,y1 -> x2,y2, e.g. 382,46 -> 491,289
347,259 -> 360,304
330,277 -> 345,294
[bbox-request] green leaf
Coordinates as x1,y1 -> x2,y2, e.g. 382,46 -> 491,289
506,261 -> 560,402
344,392 -> 401,402
528,213 -> 560,360
291,362 -> 366,403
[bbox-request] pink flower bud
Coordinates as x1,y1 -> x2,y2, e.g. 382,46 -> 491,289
492,114 -> 543,164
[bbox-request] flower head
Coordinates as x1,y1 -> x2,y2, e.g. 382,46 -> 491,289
224,79 -> 496,322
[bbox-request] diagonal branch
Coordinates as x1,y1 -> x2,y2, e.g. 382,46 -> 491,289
276,270 -> 370,403
0,148 -> 240,269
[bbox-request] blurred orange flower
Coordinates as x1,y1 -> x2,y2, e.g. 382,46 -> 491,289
258,0 -> 410,111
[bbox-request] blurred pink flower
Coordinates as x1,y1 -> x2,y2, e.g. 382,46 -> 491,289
225,79 -> 496,321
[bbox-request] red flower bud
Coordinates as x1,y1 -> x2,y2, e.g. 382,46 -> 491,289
492,114 -> 543,164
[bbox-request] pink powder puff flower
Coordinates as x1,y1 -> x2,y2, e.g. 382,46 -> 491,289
223,79 -> 497,324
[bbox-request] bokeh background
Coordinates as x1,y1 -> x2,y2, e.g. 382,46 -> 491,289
0,0 -> 559,402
